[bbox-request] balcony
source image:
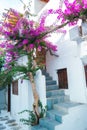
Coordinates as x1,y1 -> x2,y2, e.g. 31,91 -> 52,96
69,22 -> 87,64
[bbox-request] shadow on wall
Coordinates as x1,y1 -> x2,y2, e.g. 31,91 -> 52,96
0,89 -> 7,112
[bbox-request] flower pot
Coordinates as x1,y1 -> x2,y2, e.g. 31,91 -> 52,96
40,0 -> 49,2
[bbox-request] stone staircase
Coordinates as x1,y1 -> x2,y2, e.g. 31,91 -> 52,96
31,70 -> 84,130
42,70 -> 70,111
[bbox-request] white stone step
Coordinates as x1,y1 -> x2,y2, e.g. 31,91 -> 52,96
53,102 -> 83,113
54,103 -> 87,130
46,109 -> 67,123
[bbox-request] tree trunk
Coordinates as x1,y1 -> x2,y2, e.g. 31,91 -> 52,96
28,72 -> 40,124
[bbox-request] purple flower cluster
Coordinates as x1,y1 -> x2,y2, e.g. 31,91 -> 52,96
0,8 -> 58,69
59,0 -> 87,25
1,0 -> 87,69
41,0 -> 87,26
45,40 -> 57,51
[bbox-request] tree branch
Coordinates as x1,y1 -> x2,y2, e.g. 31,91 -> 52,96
46,48 -> 59,57
37,21 -> 70,39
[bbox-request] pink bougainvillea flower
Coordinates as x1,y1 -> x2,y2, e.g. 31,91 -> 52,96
29,44 -> 34,49
23,39 -> 29,45
37,46 -> 42,51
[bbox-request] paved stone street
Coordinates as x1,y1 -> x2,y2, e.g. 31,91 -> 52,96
0,111 -> 21,130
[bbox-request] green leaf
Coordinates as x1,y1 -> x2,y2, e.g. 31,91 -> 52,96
40,41 -> 46,47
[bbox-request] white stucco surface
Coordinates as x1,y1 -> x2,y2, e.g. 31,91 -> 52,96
46,40 -> 87,103
55,104 -> 87,130
11,70 -> 46,130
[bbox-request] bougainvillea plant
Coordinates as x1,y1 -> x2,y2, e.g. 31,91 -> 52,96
0,8 -> 58,124
0,0 -> 87,125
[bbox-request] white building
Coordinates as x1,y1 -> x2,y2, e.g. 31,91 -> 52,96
1,0 -> 87,130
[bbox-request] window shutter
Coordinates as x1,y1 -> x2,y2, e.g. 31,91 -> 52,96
12,80 -> 18,95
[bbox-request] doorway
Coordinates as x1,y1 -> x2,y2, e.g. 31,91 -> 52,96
8,85 -> 11,112
0,86 -> 11,112
57,68 -> 68,89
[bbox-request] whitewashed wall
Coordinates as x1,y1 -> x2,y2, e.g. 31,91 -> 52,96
35,70 -> 46,106
80,40 -> 87,65
33,0 -> 46,14
46,40 -> 87,103
11,79 -> 31,130
33,0 -> 87,104
11,69 -> 46,130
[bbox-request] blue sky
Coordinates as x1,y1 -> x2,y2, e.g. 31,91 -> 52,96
0,0 -> 26,19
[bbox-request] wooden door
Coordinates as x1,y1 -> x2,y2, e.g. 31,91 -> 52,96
84,65 -> 87,86
57,68 -> 68,89
12,80 -> 18,95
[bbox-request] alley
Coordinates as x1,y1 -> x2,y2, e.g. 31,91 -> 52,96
0,111 -> 21,130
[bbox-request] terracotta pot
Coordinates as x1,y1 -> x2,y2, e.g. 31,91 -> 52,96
40,0 -> 49,2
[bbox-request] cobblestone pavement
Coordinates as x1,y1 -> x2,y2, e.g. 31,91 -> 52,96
0,111 -> 21,130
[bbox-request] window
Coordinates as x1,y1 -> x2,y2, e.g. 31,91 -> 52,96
12,80 -> 18,95
78,26 -> 82,36
57,68 -> 68,89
